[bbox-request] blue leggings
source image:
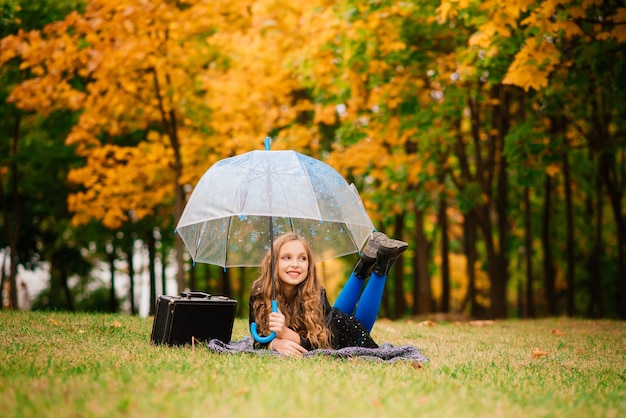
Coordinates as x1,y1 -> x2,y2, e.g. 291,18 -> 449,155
333,271 -> 387,332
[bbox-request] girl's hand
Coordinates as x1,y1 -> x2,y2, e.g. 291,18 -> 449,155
268,310 -> 287,338
266,309 -> 307,357
269,338 -> 307,358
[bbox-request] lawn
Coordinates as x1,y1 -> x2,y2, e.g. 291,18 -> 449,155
1,311 -> 624,417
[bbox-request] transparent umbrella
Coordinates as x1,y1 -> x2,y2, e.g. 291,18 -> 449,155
175,140 -> 375,342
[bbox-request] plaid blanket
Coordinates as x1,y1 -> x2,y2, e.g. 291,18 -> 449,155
206,336 -> 428,364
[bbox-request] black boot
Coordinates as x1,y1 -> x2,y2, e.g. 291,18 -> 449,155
372,233 -> 409,276
353,232 -> 384,279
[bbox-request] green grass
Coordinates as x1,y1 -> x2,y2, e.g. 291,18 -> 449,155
1,312 -> 624,418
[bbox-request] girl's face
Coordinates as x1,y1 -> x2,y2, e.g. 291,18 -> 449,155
276,239 -> 309,294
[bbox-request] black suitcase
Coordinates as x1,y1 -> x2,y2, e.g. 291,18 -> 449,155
150,291 -> 237,346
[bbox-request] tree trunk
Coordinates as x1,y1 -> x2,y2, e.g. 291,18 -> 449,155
147,229 -> 157,316
393,212 -> 406,318
0,112 -> 22,309
126,241 -> 136,315
588,170 -> 605,317
205,264 -> 213,294
238,268 -> 247,313
160,242 -> 168,295
494,86 -> 510,318
541,174 -> 557,315
151,67 -> 186,294
563,152 -> 575,316
523,187 -> 535,318
220,268 -> 231,297
439,194 -> 450,313
166,97 -> 186,295
461,211 -> 478,317
107,244 -> 117,313
598,152 -> 626,318
587,75 -> 625,319
0,251 -> 6,308
412,206 -> 432,314
189,261 -> 196,291
55,250 -> 74,312
475,203 -> 508,318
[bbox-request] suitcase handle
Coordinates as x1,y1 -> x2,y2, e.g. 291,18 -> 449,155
180,291 -> 211,299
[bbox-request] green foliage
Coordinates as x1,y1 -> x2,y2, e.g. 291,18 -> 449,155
504,118 -> 555,187
0,0 -> 84,35
458,181 -> 483,214
0,0 -> 19,36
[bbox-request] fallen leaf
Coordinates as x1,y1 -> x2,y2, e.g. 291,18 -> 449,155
469,320 -> 495,327
236,386 -> 250,397
418,320 -> 436,327
532,348 -> 549,358
551,329 -> 564,336
412,361 -> 424,370
112,319 -> 122,328
47,317 -> 59,326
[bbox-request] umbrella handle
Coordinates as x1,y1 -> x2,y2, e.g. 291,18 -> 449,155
250,300 -> 278,344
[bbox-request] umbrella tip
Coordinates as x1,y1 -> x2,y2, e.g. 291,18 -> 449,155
264,136 -> 271,150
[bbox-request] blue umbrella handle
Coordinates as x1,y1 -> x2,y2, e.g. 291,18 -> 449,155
250,300 -> 278,344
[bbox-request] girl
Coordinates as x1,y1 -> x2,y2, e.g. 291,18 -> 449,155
248,231 -> 408,357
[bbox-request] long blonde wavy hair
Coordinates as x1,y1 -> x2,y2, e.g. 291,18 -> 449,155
250,232 -> 331,349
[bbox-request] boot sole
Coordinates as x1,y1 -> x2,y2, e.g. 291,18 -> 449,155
372,233 -> 408,251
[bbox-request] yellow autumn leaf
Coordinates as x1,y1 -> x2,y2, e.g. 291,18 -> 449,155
468,31 -> 491,48
546,163 -> 560,177
387,41 -> 406,52
435,0 -> 456,23
553,20 -> 583,39
582,0 -> 605,8
569,7 -> 587,19
313,103 -> 337,125
502,38 -> 559,91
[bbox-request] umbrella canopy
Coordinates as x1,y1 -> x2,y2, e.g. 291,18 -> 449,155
175,149 -> 375,267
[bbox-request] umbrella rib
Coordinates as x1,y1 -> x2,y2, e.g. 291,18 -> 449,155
193,222 -> 208,262
294,155 -> 323,220
238,152 -> 255,213
223,216 -> 232,267
342,221 -> 360,252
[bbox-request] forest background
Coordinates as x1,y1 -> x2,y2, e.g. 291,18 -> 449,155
0,0 -> 624,320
